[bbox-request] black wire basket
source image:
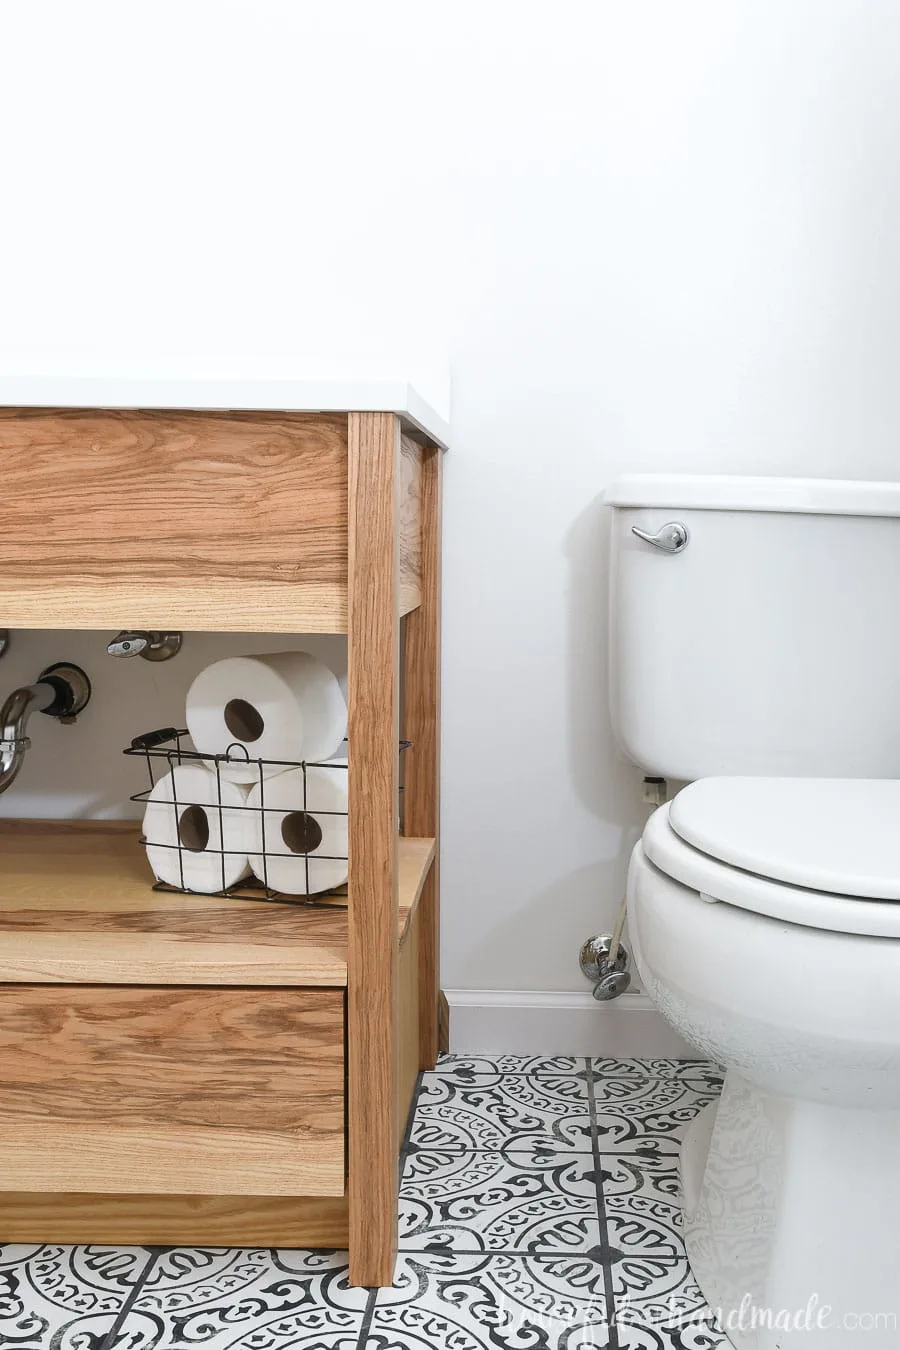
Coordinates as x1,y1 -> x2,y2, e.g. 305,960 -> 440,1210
125,726 -> 353,906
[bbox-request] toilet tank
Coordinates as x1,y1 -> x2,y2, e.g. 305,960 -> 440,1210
606,475 -> 900,781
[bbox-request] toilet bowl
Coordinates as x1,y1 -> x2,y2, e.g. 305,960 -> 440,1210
628,777 -> 900,1347
604,474 -> 900,1349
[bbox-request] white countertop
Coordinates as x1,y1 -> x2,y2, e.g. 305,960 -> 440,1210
0,377 -> 450,449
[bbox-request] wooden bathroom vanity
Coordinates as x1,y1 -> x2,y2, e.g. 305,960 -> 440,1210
0,380 -> 447,1287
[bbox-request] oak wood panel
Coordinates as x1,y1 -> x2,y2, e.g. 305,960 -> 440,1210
397,835 -> 436,947
0,1191 -> 349,1246
0,407 -> 349,632
0,821 -> 432,983
0,580 -> 349,633
0,986 -> 345,1196
398,904 -> 421,1149
0,820 -> 348,985
402,444 -> 443,1068
347,411 -> 401,1287
399,433 -> 423,615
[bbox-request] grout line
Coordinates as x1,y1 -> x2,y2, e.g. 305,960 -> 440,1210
586,1057 -> 621,1350
355,1287 -> 379,1349
397,1145 -> 680,1160
97,1247 -> 163,1350
433,1072 -> 720,1085
395,1245 -> 617,1259
401,1144 -> 598,1154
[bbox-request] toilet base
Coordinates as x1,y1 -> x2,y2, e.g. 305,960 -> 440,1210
681,1072 -> 900,1349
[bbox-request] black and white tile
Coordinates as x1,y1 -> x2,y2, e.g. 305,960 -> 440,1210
434,1053 -> 588,1078
399,1147 -> 603,1253
371,1250 -> 612,1348
118,1249 -> 369,1349
0,1057 -> 728,1350
591,1059 -> 724,1093
591,1077 -> 721,1157
409,1072 -> 594,1154
0,1244 -> 151,1349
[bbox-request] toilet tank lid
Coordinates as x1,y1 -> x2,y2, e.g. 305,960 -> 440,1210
669,778 -> 900,901
604,474 -> 900,517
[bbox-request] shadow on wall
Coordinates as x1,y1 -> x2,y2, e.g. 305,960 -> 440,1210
443,489 -> 651,992
563,491 -> 649,986
564,491 -> 642,829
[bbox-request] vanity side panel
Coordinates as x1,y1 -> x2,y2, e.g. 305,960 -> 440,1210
399,432 -> 423,616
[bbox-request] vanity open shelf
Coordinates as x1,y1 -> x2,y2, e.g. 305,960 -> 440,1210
0,385 -> 446,1286
0,821 -> 436,983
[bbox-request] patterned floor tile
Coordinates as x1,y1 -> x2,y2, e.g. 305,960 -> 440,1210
399,1148 -> 602,1254
120,1248 -> 367,1349
368,1250 -> 613,1348
591,1078 -> 720,1156
410,1074 -> 594,1154
600,1153 -> 728,1348
591,1060 -> 724,1093
614,1303 -> 729,1349
0,1244 -> 150,1349
434,1053 -> 587,1078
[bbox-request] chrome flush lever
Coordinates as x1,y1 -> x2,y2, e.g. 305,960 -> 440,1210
631,521 -> 689,553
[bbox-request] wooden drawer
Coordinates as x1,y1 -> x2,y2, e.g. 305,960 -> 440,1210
0,407 -> 424,632
0,985 -> 345,1197
0,407 -> 348,631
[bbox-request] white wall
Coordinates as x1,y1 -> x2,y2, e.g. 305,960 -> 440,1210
2,1 -> 900,1008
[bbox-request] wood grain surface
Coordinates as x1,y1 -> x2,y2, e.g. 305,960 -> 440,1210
402,443 -> 443,1068
0,820 -> 348,986
399,433 -> 423,615
0,985 -> 345,1196
397,835 -> 436,946
0,1191 -> 349,1246
0,408 -> 424,631
398,904 -> 422,1148
0,820 -> 432,985
347,411 -> 401,1286
0,407 -> 349,631
0,578 -> 350,633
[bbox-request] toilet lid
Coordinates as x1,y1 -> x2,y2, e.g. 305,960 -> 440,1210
668,778 -> 900,900
643,797 -> 900,938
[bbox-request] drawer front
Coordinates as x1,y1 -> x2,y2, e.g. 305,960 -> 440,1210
0,986 -> 345,1197
0,408 -> 349,631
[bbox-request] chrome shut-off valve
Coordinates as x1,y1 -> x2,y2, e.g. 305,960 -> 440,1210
580,933 -> 632,1002
107,631 -> 183,662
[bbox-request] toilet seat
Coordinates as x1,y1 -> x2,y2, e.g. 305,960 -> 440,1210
643,778 -> 900,938
670,777 -> 900,899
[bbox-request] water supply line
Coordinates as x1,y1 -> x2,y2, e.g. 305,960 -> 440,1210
606,897 -> 628,973
580,775 -> 667,1002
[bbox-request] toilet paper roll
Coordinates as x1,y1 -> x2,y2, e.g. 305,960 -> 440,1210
142,763 -> 254,893
247,759 -> 349,895
185,652 -> 347,784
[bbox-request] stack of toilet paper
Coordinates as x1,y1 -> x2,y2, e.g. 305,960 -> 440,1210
142,651 -> 349,896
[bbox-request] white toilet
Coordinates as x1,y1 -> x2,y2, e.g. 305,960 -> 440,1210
606,474 -> 900,1349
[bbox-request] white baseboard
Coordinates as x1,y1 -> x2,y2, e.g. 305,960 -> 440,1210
445,988 -> 698,1059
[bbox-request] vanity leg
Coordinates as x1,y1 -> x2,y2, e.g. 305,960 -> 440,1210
347,411 -> 401,1288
